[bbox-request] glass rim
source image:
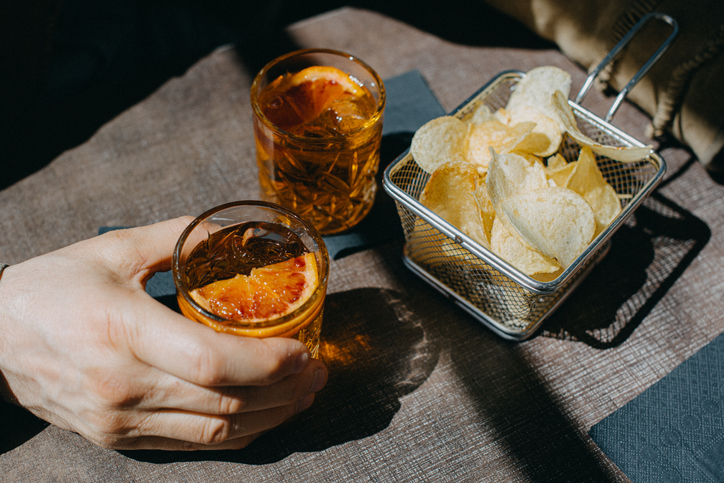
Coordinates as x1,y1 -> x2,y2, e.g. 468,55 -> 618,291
172,200 -> 330,329
250,48 -> 386,141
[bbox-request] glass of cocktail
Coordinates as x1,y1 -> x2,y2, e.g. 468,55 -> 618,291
250,48 -> 386,235
172,200 -> 329,358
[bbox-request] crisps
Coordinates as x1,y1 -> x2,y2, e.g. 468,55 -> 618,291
506,105 -> 562,157
419,161 -> 490,248
407,65 -> 637,280
506,66 -> 572,131
472,178 -> 495,244
500,187 -> 595,268
469,104 -> 496,125
466,120 -> 535,172
566,146 -> 621,236
408,218 -> 462,264
490,217 -> 561,276
486,150 -> 548,214
551,90 -> 653,162
411,116 -> 469,173
547,153 -> 568,169
546,160 -> 576,187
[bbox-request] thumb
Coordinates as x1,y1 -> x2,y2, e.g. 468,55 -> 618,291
92,216 -> 195,283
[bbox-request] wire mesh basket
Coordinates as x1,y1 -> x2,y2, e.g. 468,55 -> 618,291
382,13 -> 677,340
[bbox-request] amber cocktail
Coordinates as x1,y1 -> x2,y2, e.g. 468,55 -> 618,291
251,49 -> 386,235
172,201 -> 329,358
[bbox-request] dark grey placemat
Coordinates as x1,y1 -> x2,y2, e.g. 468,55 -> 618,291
380,69 -> 446,137
589,331 -> 724,482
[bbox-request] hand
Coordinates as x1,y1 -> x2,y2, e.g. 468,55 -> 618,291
0,218 -> 327,450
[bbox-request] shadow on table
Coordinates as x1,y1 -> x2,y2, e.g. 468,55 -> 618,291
0,402 -> 50,454
447,329 -> 624,481
540,160 -> 711,348
125,286 -> 441,464
370,250 -> 626,481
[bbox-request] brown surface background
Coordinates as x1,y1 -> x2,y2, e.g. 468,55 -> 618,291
1,7 -> 723,482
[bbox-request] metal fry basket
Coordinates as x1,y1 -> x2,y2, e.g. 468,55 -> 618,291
382,13 -> 678,340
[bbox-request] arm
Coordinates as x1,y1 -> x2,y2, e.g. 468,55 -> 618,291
0,217 -> 327,450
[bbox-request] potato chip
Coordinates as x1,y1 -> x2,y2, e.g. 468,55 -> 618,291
583,184 -> 621,237
486,150 -> 550,247
507,105 -> 563,157
419,161 -> 489,248
515,152 -> 546,167
490,217 -> 561,276
500,186 -> 595,268
547,153 -> 568,169
533,268 -> 564,283
551,91 -> 653,162
466,120 -> 535,173
469,104 -> 496,125
472,178 -> 495,244
566,146 -> 621,235
506,66 -> 572,131
546,160 -> 576,187
494,108 -> 511,124
411,116 -> 469,173
486,150 -> 548,212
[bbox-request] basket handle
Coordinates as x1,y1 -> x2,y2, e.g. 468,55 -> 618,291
574,12 -> 679,122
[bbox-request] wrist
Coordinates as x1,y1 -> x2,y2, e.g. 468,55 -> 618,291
0,263 -> 15,404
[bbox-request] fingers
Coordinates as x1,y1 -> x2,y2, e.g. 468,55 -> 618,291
144,357 -> 327,415
90,397 -> 312,451
124,292 -> 314,387
108,434 -> 261,451
137,395 -> 315,448
92,382 -> 321,451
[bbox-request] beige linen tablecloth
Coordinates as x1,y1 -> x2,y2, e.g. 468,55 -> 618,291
1,7 -> 723,482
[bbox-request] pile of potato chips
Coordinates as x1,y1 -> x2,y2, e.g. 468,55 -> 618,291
409,66 -> 653,281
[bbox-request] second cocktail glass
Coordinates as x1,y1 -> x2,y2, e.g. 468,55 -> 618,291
251,49 -> 386,235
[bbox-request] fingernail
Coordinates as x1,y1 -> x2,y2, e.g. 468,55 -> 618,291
292,351 -> 309,374
296,394 -> 314,413
310,368 -> 327,393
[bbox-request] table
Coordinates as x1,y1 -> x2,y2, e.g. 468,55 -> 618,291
1,7 -> 723,482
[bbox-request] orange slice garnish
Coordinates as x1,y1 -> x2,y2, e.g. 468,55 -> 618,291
189,252 -> 318,323
260,66 -> 368,131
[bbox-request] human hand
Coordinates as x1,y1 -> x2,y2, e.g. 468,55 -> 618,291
0,218 -> 327,450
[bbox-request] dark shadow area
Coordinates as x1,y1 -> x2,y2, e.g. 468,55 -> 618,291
123,286 -> 440,464
1,0 -> 553,191
706,165 -> 724,185
540,188 -> 710,348
371,247 -> 625,481
702,139 -> 724,185
447,326 -> 623,482
0,400 -> 51,454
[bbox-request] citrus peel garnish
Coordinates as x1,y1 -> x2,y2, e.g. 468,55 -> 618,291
261,66 -> 367,131
189,252 -> 318,323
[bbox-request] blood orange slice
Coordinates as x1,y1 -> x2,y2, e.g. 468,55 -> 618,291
189,252 -> 318,323
260,66 -> 369,131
